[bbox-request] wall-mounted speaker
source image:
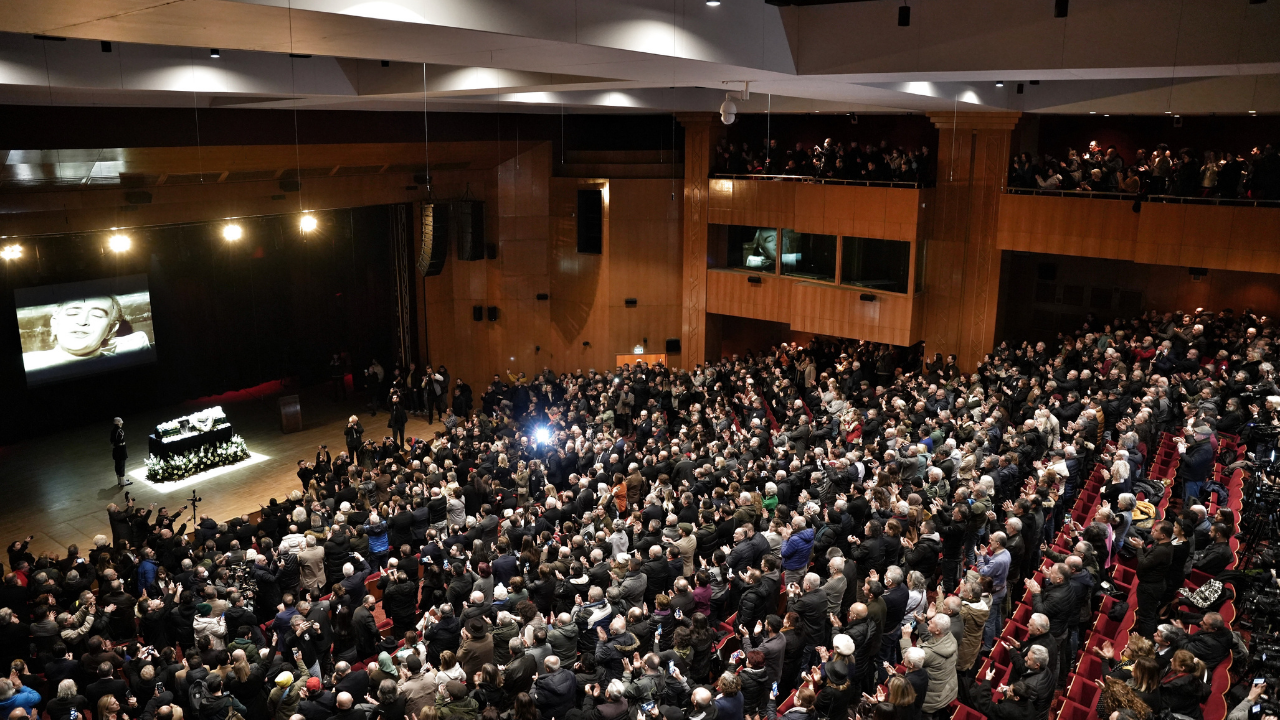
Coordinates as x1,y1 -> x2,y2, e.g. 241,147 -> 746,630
472,305 -> 484,321
577,189 -> 603,254
665,338 -> 681,353
417,202 -> 448,276
487,306 -> 499,321
860,293 -> 877,302
624,298 -> 637,307
485,242 -> 498,260
536,293 -> 549,300
747,276 -> 763,284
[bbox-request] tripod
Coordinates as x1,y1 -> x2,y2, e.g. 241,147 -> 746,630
188,489 -> 203,521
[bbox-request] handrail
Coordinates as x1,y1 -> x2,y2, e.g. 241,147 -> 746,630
710,173 -> 922,190
1006,186 -> 1280,207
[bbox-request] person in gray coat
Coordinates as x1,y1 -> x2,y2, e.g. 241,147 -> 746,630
899,613 -> 958,714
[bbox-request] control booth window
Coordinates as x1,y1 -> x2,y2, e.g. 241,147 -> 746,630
708,223 -> 777,273
781,230 -> 837,282
841,236 -> 911,294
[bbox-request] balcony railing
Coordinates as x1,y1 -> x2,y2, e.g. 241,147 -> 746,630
710,173 -> 922,190
1006,186 -> 1280,208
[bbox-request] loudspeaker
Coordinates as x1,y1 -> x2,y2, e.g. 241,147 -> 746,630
665,338 -> 681,353
897,5 -> 910,26
536,293 -> 549,301
487,306 -> 499,321
860,293 -> 877,302
417,202 -> 448,276
577,189 -> 603,254
624,298 -> 637,307
454,201 -> 486,261
473,305 -> 484,321
278,394 -> 302,434
485,243 -> 498,260
747,276 -> 763,284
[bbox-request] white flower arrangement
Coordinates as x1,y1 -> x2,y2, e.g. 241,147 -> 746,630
146,434 -> 250,482
156,406 -> 229,441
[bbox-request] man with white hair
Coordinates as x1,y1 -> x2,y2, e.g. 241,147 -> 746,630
975,530 -> 1010,650
900,612 -> 957,715
787,572 -> 828,679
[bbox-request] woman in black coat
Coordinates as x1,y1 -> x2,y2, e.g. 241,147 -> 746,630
1160,650 -> 1209,720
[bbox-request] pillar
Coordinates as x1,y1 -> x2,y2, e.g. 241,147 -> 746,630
676,113 -> 719,368
921,111 -> 1020,372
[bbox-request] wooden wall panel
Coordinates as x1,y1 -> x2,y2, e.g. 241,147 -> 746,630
997,194 -> 1280,276
706,270 -> 793,324
608,179 -> 685,361
701,178 -> 919,241
680,115 -> 715,365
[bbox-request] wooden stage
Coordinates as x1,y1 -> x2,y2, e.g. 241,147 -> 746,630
1,383 -> 443,560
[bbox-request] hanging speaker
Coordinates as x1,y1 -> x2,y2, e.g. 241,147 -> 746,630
454,201 -> 486,261
473,305 -> 484,321
487,306 -> 499,321
417,202 -> 448,276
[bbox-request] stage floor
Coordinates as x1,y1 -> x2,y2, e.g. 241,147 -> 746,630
1,383 -> 443,559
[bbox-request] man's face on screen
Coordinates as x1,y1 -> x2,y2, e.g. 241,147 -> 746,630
50,297 -> 118,356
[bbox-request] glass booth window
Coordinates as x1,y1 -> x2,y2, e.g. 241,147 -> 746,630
780,230 -> 837,282
840,236 -> 911,294
709,224 -> 777,273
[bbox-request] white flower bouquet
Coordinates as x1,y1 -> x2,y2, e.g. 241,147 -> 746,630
145,434 -> 250,482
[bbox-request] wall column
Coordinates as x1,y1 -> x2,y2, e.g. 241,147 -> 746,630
921,111 -> 1020,372
676,113 -> 718,368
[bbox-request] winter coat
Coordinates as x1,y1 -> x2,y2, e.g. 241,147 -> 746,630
781,528 -> 815,571
956,600 -> 989,671
901,630 -> 957,713
531,668 -> 577,720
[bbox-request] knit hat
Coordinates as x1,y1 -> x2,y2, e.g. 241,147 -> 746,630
831,634 -> 854,656
196,603 -> 213,617
275,671 -> 294,688
445,680 -> 467,699
305,677 -> 322,692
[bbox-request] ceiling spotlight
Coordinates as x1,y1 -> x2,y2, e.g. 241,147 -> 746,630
706,0 -> 720,5
1089,111 -> 1096,114
299,214 -> 318,232
210,48 -> 220,58
1250,110 -> 1257,114
995,81 -> 1004,87
898,5 -> 910,26
107,234 -> 131,253
222,223 -> 243,242
1165,111 -> 1172,114
0,244 -> 21,261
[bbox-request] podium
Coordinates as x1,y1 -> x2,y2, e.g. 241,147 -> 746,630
279,395 -> 303,434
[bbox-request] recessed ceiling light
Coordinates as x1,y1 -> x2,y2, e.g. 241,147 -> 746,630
995,81 -> 1004,87
1089,111 -> 1096,114
222,224 -> 243,242
706,0 -> 720,5
1165,111 -> 1172,114
1249,110 -> 1257,114
210,48 -> 220,58
108,234 -> 131,253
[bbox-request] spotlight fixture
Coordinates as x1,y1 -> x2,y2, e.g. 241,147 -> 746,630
381,60 -> 390,67
101,41 -> 112,53
210,48 -> 220,58
898,4 -> 910,26
299,214 -> 318,232
1089,111 -> 1096,114
222,223 -> 243,241
706,0 -> 720,6
1016,83 -> 1024,94
1054,0 -> 1068,18
107,234 -> 131,253
1164,111 -> 1172,114
1250,110 -> 1257,114
0,244 -> 21,261
995,81 -> 1004,87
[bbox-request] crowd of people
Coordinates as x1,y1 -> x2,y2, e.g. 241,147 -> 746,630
1008,140 -> 1280,199
713,137 -> 933,185
3,307 -> 1280,720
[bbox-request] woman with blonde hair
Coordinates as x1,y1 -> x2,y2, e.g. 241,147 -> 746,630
1160,650 -> 1209,720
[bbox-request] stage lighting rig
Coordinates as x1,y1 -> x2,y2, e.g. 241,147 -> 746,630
299,214 -> 318,232
108,234 -> 132,253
